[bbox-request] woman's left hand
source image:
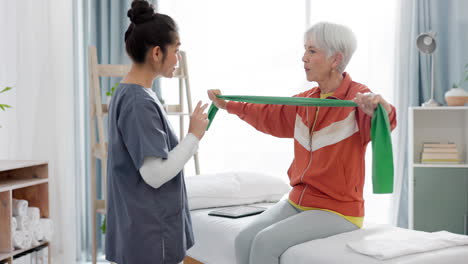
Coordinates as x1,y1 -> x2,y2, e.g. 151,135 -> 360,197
353,92 -> 391,116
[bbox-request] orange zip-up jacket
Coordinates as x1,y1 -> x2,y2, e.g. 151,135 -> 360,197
226,73 -> 397,217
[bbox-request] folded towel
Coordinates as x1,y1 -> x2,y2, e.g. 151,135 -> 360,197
14,254 -> 32,264
12,199 -> 28,216
15,215 -> 29,231
31,229 -> 41,247
347,229 -> 468,260
12,230 -> 32,250
36,246 -> 49,264
12,230 -> 25,249
27,207 -> 40,221
11,217 -> 17,233
29,220 -> 44,241
40,218 -> 54,241
22,231 -> 32,249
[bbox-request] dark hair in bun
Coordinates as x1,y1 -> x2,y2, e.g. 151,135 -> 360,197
125,0 -> 178,63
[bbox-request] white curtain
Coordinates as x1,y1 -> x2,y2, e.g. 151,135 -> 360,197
0,0 -> 77,263
0,0 -> 16,141
160,0 -> 398,225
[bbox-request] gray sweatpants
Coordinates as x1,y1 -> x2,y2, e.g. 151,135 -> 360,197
234,200 -> 358,264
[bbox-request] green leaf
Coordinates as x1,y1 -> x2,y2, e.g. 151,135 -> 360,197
101,216 -> 106,234
0,87 -> 12,93
453,83 -> 459,88
0,104 -> 12,111
106,82 -> 119,97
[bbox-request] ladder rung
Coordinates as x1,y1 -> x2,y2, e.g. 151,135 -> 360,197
166,112 -> 190,116
173,68 -> 185,78
95,199 -> 106,214
102,103 -> 188,116
92,143 -> 108,160
164,104 -> 181,112
92,151 -> 106,160
97,64 -> 130,77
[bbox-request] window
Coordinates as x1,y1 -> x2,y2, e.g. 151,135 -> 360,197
160,0 -> 397,225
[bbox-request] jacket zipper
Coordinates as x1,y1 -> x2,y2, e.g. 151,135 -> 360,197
298,106 -> 320,205
162,238 -> 165,262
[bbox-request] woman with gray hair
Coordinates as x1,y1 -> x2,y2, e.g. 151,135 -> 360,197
207,21 -> 397,264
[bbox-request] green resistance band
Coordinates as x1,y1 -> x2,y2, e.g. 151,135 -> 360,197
207,95 -> 393,194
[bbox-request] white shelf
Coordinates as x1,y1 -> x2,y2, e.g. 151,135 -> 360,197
0,241 -> 49,261
0,252 -> 9,262
166,112 -> 190,116
412,106 -> 468,110
414,163 -> 468,168
0,178 -> 49,192
11,241 -> 49,258
408,106 -> 468,234
0,160 -> 48,172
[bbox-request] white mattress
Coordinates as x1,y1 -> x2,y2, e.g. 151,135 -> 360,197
188,206 -> 468,264
281,226 -> 468,264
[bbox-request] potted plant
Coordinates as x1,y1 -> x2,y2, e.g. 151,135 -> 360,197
0,86 -> 13,128
0,87 -> 12,111
446,64 -> 468,106
106,82 -> 120,105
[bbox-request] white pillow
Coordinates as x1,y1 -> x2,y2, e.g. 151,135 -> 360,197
186,171 -> 291,210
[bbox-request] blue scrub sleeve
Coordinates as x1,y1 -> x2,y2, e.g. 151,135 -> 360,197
117,100 -> 169,170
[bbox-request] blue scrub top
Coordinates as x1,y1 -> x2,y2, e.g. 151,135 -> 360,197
105,83 -> 194,264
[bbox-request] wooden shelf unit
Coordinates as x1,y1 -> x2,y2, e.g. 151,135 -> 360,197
0,160 -> 51,264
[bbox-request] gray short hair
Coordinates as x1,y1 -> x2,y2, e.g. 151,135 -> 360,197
304,22 -> 357,73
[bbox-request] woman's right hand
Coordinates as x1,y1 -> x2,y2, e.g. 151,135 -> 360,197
188,101 -> 209,140
207,89 -> 227,110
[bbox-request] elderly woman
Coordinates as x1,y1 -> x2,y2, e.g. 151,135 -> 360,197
207,22 -> 397,264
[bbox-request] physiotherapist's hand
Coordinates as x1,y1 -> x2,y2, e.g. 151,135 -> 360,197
353,92 -> 392,117
207,89 -> 227,110
189,101 -> 209,140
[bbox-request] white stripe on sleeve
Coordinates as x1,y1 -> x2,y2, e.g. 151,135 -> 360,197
139,133 -> 199,189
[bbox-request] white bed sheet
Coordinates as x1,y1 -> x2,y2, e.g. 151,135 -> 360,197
187,203 -> 275,264
188,206 -> 468,264
281,225 -> 468,264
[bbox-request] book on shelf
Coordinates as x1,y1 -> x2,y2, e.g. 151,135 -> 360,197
421,159 -> 460,164
422,142 -> 457,148
420,142 -> 460,164
421,152 -> 459,160
422,147 -> 458,153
